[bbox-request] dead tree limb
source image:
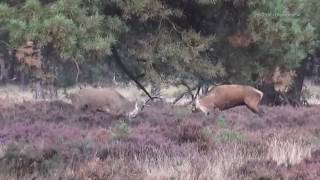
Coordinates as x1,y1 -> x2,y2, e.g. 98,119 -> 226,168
172,91 -> 193,105
195,85 -> 201,99
0,40 -> 12,50
173,80 -> 200,105
111,46 -> 158,101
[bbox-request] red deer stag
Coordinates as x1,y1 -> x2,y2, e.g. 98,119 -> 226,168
70,88 -> 148,119
194,84 -> 263,115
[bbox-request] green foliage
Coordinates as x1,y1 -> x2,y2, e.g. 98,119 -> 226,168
158,30 -> 225,80
80,61 -> 109,83
0,3 -> 14,22
174,107 -> 193,118
0,0 -> 129,85
112,0 -> 317,87
214,114 -> 245,143
67,138 -> 94,156
0,0 -> 125,60
41,15 -> 78,53
0,0 -> 319,92
201,126 -> 215,141
106,0 -> 226,84
216,129 -> 245,143
217,115 -> 227,129
248,0 -> 317,69
111,0 -> 182,21
112,121 -> 130,140
0,143 -> 63,178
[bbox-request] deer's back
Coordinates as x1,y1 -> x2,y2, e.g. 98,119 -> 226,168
71,88 -> 133,114
199,85 -> 262,110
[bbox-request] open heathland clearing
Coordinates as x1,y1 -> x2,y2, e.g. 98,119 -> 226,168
0,100 -> 319,179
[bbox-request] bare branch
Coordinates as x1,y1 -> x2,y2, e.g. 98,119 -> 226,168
164,17 -> 180,34
172,91 -> 190,104
111,45 -> 154,100
0,40 -> 12,50
72,58 -> 80,84
173,81 -> 199,105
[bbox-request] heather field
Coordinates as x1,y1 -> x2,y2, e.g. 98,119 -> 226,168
0,100 -> 320,180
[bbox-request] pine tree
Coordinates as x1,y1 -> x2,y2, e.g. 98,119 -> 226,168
0,0 -> 319,104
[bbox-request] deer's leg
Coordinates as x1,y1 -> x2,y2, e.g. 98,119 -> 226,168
199,105 -> 210,116
244,97 -> 259,113
244,98 -> 264,117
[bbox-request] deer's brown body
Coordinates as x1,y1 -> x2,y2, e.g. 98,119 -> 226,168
195,84 -> 263,115
70,88 -> 142,118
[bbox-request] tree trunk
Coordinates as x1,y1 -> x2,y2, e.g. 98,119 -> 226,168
32,81 -> 41,99
0,54 -> 8,83
287,58 -> 308,106
260,59 -> 308,106
7,52 -> 16,80
50,84 -> 58,99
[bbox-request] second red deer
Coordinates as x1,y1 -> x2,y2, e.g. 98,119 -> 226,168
69,88 -> 147,119
194,84 -> 263,115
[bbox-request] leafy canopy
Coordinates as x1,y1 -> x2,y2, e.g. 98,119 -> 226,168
0,0 -> 127,61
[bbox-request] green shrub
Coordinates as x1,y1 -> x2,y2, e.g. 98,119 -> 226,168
217,115 -> 227,129
112,121 -> 130,140
0,143 -> 63,178
216,129 -> 245,144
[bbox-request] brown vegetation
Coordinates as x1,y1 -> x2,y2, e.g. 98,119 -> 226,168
15,41 -> 42,70
260,66 -> 297,93
227,32 -> 256,48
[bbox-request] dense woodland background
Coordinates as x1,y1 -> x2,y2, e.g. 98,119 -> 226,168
0,0 -> 320,104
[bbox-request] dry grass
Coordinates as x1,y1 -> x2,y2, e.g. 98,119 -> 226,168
267,136 -> 314,167
65,157 -> 146,180
0,85 -> 34,104
138,144 -> 263,180
141,156 -> 199,180
303,78 -> 320,104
